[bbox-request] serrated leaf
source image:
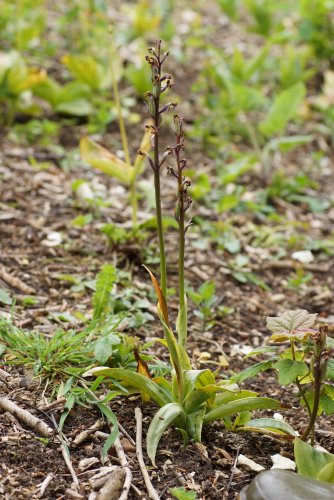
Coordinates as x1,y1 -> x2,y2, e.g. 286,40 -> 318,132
147,403 -> 185,466
267,309 -> 317,333
94,334 -> 120,364
273,359 -> 309,385
266,309 -> 317,341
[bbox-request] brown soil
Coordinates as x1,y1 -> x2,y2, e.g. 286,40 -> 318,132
1,2 -> 334,499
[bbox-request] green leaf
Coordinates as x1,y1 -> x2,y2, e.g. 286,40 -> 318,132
242,418 -> 297,436
83,367 -> 169,407
62,54 -> 110,90
96,401 -> 119,463
214,390 -> 258,407
56,98 -> 92,116
233,411 -> 252,428
267,135 -> 313,152
0,288 -> 12,305
326,338 -> 334,349
147,403 -> 185,466
93,264 -> 117,320
231,360 -> 275,383
80,137 -> 134,185
244,346 -> 278,358
326,359 -> 334,381
320,396 -> 334,416
317,462 -> 334,483
219,155 -> 256,185
294,438 -> 334,480
273,359 -> 309,385
267,309 -> 317,333
186,407 -> 206,442
94,334 -> 121,364
169,487 -> 197,500
176,295 -> 187,348
259,82 -> 306,136
204,397 -> 279,424
266,309 -> 317,342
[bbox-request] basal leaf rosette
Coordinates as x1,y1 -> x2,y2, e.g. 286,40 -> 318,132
266,309 -> 317,343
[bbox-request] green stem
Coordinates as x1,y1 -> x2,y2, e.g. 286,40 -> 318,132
177,175 -> 186,347
301,355 -> 322,443
291,341 -> 312,418
130,181 -> 138,227
153,167 -> 167,299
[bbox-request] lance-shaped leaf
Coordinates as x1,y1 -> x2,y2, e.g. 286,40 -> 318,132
83,367 -> 169,407
204,396 -> 279,424
147,402 -> 185,466
240,418 -> 297,437
266,309 -> 317,342
80,137 -> 134,185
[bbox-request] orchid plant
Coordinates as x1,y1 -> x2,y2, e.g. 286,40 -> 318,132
84,40 -> 279,466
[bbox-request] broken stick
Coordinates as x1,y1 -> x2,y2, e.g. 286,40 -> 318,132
135,407 -> 160,500
0,396 -> 53,437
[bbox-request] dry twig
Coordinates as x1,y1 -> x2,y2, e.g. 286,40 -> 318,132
59,436 -> 79,485
38,397 -> 67,412
135,407 -> 160,500
38,473 -> 54,498
0,265 -> 35,294
0,396 -> 53,437
113,436 -> 132,500
72,419 -> 105,447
